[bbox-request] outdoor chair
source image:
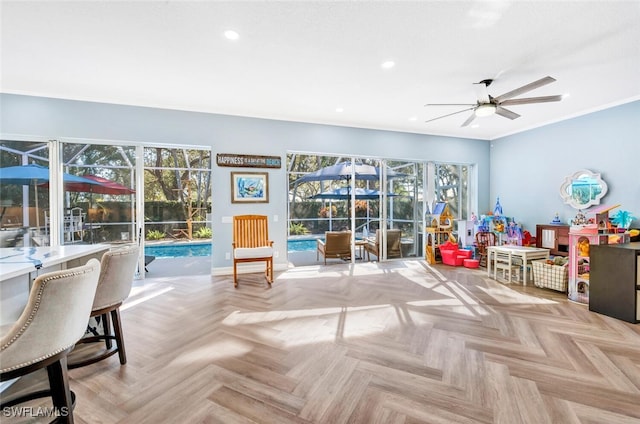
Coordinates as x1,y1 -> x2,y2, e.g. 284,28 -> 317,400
68,244 -> 139,369
0,259 -> 101,424
365,229 -> 402,261
317,231 -> 352,264
475,231 -> 496,267
232,215 -> 274,287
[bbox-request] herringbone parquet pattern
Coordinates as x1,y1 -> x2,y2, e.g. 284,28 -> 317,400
5,260 -> 640,423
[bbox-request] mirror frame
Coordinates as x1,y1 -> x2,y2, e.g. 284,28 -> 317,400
559,169 -> 608,210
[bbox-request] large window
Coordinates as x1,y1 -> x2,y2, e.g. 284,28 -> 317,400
434,163 -> 469,219
0,140 -> 50,246
1,140 -> 212,250
288,153 -> 424,259
143,147 -> 212,241
288,153 -> 474,262
62,142 -> 137,244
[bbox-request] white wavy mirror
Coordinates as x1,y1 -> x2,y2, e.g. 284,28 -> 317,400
559,169 -> 608,209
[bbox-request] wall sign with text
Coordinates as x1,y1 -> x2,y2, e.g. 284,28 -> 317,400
216,153 -> 281,169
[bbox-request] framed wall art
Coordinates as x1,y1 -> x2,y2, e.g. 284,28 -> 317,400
231,172 -> 269,203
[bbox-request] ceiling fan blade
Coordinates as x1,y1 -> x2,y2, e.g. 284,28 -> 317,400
493,76 -> 556,103
495,106 -> 520,120
461,113 -> 476,127
499,95 -> 563,106
425,107 -> 475,124
425,103 -> 476,107
473,82 -> 490,103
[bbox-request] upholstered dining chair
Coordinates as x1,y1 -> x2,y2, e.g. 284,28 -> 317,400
317,231 -> 352,264
364,229 -> 402,261
68,244 -> 139,369
0,259 -> 101,424
475,231 -> 497,267
232,215 -> 274,287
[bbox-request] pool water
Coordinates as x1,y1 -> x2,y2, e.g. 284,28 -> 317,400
287,239 -> 318,252
145,239 -> 319,258
145,243 -> 211,258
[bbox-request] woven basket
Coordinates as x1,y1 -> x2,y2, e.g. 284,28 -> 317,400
532,260 -> 568,292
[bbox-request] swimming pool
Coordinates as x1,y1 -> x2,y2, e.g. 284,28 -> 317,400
145,238 -> 319,258
145,242 -> 212,258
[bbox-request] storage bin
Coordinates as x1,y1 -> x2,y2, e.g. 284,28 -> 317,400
532,259 -> 568,292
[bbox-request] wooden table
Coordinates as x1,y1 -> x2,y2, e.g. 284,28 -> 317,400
487,245 -> 550,286
355,239 -> 367,260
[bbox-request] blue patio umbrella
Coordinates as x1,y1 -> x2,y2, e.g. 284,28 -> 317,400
295,161 -> 405,183
0,164 -> 102,228
309,187 -> 398,200
296,161 -> 405,214
0,164 -> 102,186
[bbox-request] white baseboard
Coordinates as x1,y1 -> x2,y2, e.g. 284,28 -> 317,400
212,262 -> 288,276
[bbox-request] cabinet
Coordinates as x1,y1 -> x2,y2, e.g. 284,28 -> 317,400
536,224 -> 569,256
589,242 -> 640,323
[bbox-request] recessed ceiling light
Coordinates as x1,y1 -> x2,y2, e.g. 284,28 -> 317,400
408,116 -> 417,121
471,124 -> 480,128
335,107 -> 344,113
224,30 -> 239,40
381,60 -> 395,69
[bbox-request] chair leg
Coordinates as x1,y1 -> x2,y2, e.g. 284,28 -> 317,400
233,261 -> 238,288
47,356 -> 74,424
110,309 -> 127,365
102,313 -> 112,350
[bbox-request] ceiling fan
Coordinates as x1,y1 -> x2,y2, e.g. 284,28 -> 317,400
425,76 -> 563,127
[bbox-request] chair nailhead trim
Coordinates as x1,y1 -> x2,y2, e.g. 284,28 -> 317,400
0,266 -> 96,372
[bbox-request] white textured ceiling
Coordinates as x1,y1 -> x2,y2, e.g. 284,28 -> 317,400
2,1 -> 639,140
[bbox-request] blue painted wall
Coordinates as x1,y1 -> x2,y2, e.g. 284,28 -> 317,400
490,100 -> 639,230
0,94 -> 490,271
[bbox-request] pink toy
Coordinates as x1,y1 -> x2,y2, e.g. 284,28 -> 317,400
439,241 -> 472,266
463,259 -> 480,269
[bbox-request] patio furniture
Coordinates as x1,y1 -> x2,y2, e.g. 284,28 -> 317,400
144,254 -> 155,272
364,229 -> 402,260
69,245 -> 139,369
232,215 -> 274,287
317,231 -> 352,264
0,259 -> 101,423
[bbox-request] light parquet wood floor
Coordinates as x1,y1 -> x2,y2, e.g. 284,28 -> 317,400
4,260 -> 640,423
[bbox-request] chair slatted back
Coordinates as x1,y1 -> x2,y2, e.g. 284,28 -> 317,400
476,231 -> 496,251
233,215 -> 270,248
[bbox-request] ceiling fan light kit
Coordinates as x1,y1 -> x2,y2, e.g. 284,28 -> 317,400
475,104 -> 496,117
425,76 -> 563,127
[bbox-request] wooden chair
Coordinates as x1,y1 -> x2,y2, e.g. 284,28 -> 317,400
317,231 -> 351,264
475,231 -> 496,267
365,229 -> 403,260
232,215 -> 274,287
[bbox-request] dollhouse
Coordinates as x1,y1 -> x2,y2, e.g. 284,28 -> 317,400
567,204 -> 626,304
425,202 -> 454,264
